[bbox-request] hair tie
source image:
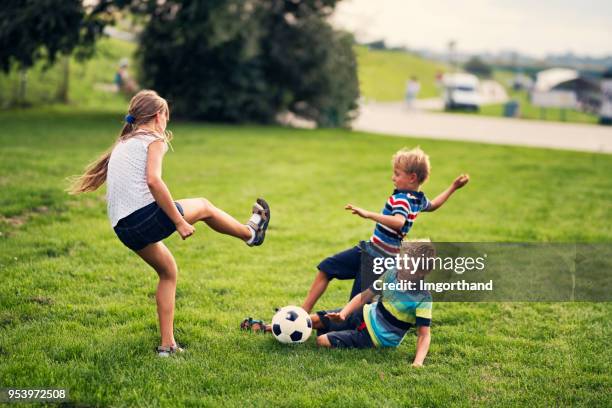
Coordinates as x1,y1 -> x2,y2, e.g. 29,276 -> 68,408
125,114 -> 135,124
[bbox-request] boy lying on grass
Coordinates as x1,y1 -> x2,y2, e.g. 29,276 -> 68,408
243,241 -> 435,367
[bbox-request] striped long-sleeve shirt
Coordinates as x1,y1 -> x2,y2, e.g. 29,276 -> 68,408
363,268 -> 432,348
369,189 -> 430,255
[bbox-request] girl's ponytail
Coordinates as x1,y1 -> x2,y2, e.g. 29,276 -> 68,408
68,122 -> 132,194
68,89 -> 169,194
67,146 -> 114,194
119,122 -> 134,139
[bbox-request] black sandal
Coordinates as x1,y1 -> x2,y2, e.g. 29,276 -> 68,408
240,317 -> 267,333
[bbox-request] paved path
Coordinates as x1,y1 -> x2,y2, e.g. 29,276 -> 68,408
354,102 -> 612,154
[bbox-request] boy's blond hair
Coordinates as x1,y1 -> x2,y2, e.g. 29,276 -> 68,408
392,147 -> 430,184
397,240 -> 436,280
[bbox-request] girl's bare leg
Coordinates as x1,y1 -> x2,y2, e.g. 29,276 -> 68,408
136,242 -> 178,347
176,198 -> 251,240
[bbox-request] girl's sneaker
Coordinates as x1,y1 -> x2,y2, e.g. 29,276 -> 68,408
246,198 -> 270,246
156,344 -> 184,357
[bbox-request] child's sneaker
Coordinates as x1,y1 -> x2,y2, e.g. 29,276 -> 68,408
240,317 -> 269,333
156,344 -> 184,357
246,198 -> 270,246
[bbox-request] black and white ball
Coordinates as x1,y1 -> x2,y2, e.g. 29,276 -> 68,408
271,306 -> 312,344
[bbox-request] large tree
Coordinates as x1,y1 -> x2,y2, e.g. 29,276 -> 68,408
0,0 -> 115,72
138,0 -> 359,127
0,0 -> 119,104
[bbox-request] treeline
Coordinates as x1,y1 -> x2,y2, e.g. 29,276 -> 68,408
0,0 -> 359,127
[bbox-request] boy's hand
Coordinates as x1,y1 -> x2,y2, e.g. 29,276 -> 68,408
411,362 -> 424,368
176,220 -> 195,240
345,204 -> 370,219
452,174 -> 470,190
325,312 -> 346,322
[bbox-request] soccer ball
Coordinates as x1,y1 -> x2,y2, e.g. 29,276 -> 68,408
271,305 -> 312,344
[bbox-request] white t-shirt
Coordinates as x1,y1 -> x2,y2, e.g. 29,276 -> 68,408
106,132 -> 168,227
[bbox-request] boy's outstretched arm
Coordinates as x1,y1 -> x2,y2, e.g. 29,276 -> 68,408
345,204 -> 406,232
412,325 -> 431,367
426,174 -> 469,212
326,289 -> 376,322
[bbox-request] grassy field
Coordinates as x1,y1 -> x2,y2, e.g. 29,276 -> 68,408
0,107 -> 611,406
356,46 -> 447,101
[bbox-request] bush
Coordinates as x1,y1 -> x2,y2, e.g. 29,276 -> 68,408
138,0 -> 359,127
464,56 -> 492,78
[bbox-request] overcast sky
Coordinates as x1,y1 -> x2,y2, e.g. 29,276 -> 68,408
330,0 -> 612,57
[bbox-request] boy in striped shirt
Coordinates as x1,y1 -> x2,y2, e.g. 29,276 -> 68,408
302,147 -> 468,313
315,241 -> 436,367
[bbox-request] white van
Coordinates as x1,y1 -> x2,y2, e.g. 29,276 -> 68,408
443,73 -> 481,111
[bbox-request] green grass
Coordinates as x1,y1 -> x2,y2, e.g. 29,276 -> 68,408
0,107 -> 610,406
356,46 -> 447,101
0,37 -> 136,110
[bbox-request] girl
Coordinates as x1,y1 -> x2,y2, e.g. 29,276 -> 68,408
70,90 -> 270,356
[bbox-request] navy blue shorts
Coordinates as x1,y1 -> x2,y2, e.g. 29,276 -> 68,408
113,201 -> 185,251
318,242 -> 389,300
316,307 -> 374,349
318,245 -> 361,281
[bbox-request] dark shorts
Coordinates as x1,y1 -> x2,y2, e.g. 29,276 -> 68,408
113,201 -> 185,251
316,307 -> 374,349
318,245 -> 361,281
318,241 -> 390,300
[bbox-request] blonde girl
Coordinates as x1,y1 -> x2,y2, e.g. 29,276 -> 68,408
70,90 -> 270,356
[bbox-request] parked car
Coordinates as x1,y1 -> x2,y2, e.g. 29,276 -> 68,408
443,73 -> 481,111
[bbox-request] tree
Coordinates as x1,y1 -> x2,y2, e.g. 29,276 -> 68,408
258,1 -> 358,126
1,1 -> 83,72
0,0 -> 118,103
464,56 -> 492,78
138,0 -> 359,127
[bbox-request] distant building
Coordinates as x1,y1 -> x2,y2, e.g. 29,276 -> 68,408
531,68 -> 600,113
533,68 -> 578,92
600,68 -> 612,125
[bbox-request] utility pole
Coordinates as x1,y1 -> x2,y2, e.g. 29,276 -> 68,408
448,40 -> 457,72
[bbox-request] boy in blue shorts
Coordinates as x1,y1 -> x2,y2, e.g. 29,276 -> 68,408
315,241 -> 436,367
301,147 -> 469,313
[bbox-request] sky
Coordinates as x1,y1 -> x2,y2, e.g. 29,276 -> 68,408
330,0 -> 612,57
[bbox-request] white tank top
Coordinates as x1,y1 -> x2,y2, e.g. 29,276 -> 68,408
106,132 -> 168,227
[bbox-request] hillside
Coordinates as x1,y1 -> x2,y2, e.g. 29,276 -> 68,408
356,46 -> 448,101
